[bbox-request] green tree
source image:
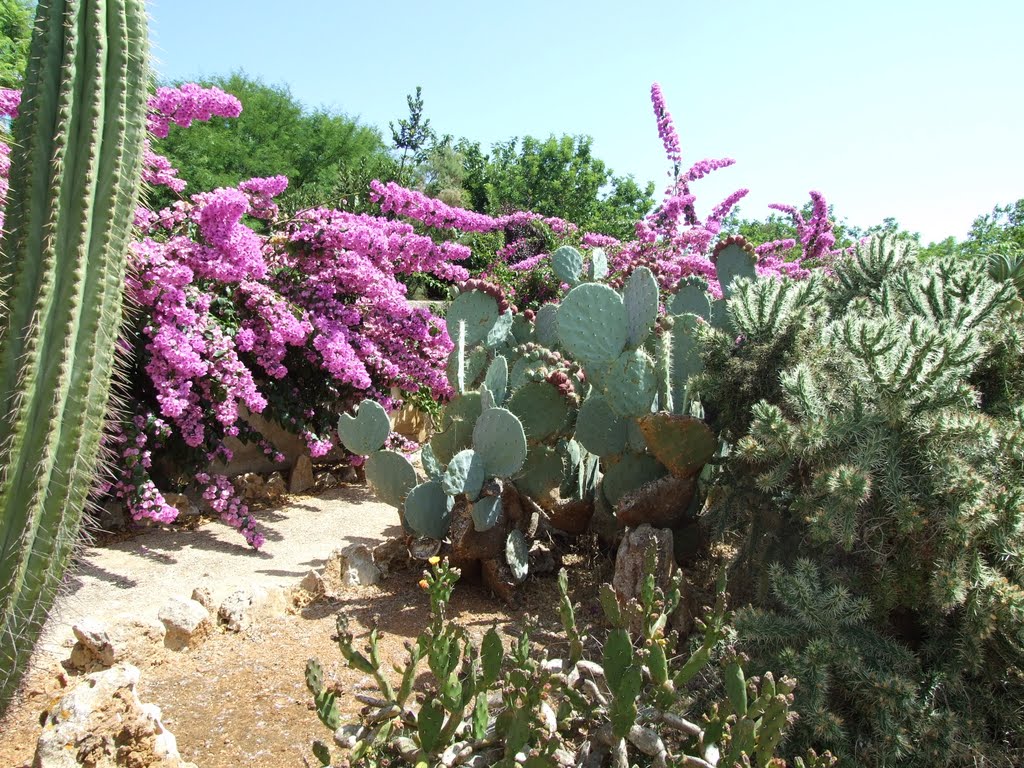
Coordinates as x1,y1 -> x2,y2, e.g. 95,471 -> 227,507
962,199 -> 1024,259
151,72 -> 390,212
390,85 -> 433,184
455,135 -> 654,240
0,0 -> 32,89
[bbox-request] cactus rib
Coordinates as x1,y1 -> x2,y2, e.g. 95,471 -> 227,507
0,0 -> 149,712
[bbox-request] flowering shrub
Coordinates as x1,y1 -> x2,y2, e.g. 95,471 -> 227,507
0,78 -> 835,548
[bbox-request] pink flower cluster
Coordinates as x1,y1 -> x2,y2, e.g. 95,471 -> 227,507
147,83 -> 242,139
650,83 -> 682,171
370,179 -> 576,236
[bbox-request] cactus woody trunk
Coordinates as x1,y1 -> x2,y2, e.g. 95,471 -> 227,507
0,0 -> 148,713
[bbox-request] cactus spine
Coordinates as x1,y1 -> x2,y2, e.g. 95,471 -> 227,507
0,0 -> 149,712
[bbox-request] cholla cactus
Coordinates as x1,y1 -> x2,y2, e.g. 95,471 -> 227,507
704,234 -> 1024,766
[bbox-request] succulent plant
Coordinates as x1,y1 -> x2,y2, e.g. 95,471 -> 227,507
341,234 -> 775,597
0,0 -> 150,714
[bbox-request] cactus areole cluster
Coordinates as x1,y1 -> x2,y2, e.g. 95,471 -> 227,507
338,240 -> 762,597
0,0 -> 149,713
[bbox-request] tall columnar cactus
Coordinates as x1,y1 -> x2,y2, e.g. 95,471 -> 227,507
0,0 -> 149,713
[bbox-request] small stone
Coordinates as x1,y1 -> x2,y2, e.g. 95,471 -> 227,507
314,471 -> 339,491
337,465 -> 359,484
528,541 -> 558,576
263,472 -> 287,502
612,524 -> 678,632
371,538 -> 410,577
218,586 -> 287,632
233,472 -> 266,503
334,724 -> 362,749
164,492 -> 200,518
190,586 -> 214,611
481,557 -> 520,607
289,454 -> 314,494
298,569 -> 325,596
158,597 -> 212,651
322,544 -> 381,592
67,619 -> 116,670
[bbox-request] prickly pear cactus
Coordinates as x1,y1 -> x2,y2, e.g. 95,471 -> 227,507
0,0 -> 150,714
342,238 -> 772,600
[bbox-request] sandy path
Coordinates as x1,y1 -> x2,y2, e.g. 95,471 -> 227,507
34,483 -> 401,663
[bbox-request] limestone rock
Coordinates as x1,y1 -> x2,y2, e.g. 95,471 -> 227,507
190,586 -> 214,612
337,465 -> 359,484
33,664 -> 198,768
233,472 -> 265,503
289,454 -> 314,493
67,619 -> 116,671
323,544 -> 381,592
158,597 -> 211,651
263,472 -> 287,502
217,586 -> 287,632
371,538 -> 410,577
163,492 -> 200,519
528,541 -> 558,576
481,556 -> 520,607
612,524 -> 675,607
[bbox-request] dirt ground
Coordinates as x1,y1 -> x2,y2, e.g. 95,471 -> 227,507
0,481 -> 612,768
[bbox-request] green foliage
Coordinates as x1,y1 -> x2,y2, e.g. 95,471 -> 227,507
307,558 -> 825,767
0,0 -> 32,88
702,234 -> 1024,766
0,0 -> 149,714
151,72 -> 392,211
389,85 -> 433,183
455,134 -> 655,240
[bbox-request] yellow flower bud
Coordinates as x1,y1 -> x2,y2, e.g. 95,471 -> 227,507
418,579 -> 429,590
428,555 -> 441,565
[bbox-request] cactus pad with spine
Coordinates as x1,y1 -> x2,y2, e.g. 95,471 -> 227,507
535,304 -> 559,348
670,276 -> 711,320
486,310 -> 513,348
671,314 -> 705,408
403,481 -> 454,540
337,399 -> 391,455
590,247 -> 609,280
713,240 -> 758,299
442,449 -> 486,499
365,450 -> 418,508
574,394 -> 627,456
603,348 -> 658,418
483,355 -> 508,406
446,290 -> 500,347
472,408 -> 527,478
603,453 -> 668,508
557,283 -> 628,367
552,245 -> 584,286
448,344 -> 488,394
419,443 -> 444,482
508,380 -> 571,442
638,413 -> 717,478
471,495 -> 502,532
430,392 -> 482,465
623,266 -> 659,348
515,444 -> 565,501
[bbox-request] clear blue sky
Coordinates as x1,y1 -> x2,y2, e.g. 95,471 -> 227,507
147,0 -> 1023,244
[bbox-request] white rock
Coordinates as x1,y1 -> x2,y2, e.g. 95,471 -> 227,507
34,664 -> 198,768
218,585 -> 287,632
323,543 -> 381,592
67,618 -> 116,670
158,597 -> 211,650
289,454 -> 314,493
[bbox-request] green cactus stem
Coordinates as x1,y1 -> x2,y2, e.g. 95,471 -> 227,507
0,0 -> 149,713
